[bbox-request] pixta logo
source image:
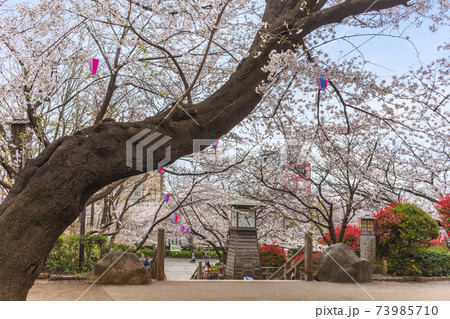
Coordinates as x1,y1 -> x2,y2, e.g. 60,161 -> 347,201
126,129 -> 172,172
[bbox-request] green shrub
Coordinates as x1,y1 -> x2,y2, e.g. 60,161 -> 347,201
387,246 -> 450,276
167,250 -> 218,258
44,234 -> 109,274
112,243 -> 133,252
205,251 -> 218,258
192,251 -> 219,259
374,202 -> 439,257
169,251 -> 192,258
137,249 -> 155,257
135,249 -> 219,258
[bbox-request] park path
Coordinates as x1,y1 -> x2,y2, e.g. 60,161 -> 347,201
27,258 -> 450,301
164,258 -> 219,280
28,280 -> 450,301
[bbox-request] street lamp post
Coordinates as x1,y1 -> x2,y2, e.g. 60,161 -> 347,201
359,215 -> 377,265
7,118 -> 31,168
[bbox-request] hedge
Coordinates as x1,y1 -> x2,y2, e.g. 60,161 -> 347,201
136,249 -> 218,258
387,246 -> 450,276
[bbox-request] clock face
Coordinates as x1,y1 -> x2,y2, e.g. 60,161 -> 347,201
237,211 -> 256,228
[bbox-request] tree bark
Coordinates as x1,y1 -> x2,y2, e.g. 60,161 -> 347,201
89,204 -> 95,227
0,0 -> 409,300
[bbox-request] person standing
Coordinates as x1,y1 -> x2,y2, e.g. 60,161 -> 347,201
203,260 -> 212,279
143,255 -> 151,271
218,261 -> 225,280
190,251 -> 196,263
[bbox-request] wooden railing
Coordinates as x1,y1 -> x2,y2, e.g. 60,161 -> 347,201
261,267 -> 281,279
268,246 -> 305,280
190,261 -> 202,280
268,231 -> 314,281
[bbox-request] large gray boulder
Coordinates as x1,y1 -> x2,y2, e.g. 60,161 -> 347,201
88,251 -> 150,285
316,243 -> 372,283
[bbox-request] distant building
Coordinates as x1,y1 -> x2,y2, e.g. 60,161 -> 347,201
123,171 -> 165,203
260,148 -> 311,192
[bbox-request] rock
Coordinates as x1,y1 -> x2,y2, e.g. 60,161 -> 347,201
316,243 -> 372,283
76,274 -> 89,280
432,276 -> 450,281
49,274 -> 63,280
38,273 -> 50,279
88,251 -> 150,285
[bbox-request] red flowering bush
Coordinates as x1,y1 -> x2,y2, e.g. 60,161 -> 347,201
434,194 -> 450,237
259,245 -> 287,267
318,224 -> 361,254
292,252 -> 320,272
374,200 -> 402,250
374,201 -> 439,257
426,232 -> 449,248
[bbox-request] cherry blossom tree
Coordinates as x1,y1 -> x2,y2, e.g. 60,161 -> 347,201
0,0 -> 448,300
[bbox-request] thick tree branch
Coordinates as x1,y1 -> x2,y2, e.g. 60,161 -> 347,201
0,0 -> 413,300
85,178 -> 128,206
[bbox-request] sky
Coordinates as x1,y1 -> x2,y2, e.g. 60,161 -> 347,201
326,17 -> 449,77
4,0 -> 448,76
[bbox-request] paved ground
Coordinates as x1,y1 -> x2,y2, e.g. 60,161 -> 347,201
164,258 -> 219,280
28,280 -> 450,301
27,258 -> 450,301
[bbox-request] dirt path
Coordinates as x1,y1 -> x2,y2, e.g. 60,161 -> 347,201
28,280 -> 450,301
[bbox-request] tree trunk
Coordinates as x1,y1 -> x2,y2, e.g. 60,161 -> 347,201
0,0 -> 409,300
100,196 -> 111,225
89,204 -> 95,227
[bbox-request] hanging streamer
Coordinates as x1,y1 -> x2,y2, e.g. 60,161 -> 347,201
316,69 -> 328,91
174,215 -> 179,223
180,225 -> 185,232
212,139 -> 219,162
157,167 -> 163,173
164,193 -> 170,202
185,227 -> 190,234
88,58 -> 99,76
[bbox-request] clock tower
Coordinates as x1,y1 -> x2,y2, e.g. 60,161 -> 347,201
225,198 -> 263,280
